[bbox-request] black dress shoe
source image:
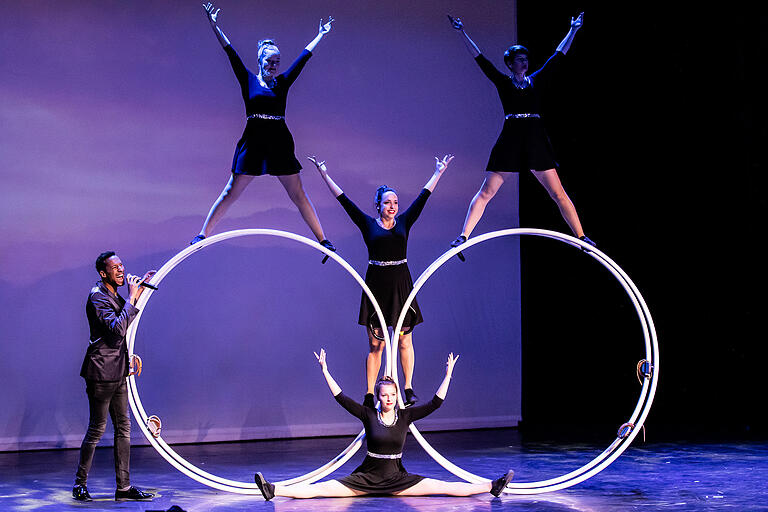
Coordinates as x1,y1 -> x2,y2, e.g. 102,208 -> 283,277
363,393 -> 375,409
115,486 -> 154,501
404,388 -> 419,407
319,239 -> 336,264
450,235 -> 467,262
72,484 -> 92,502
190,234 -> 206,245
254,472 -> 275,501
490,469 -> 514,497
579,235 -> 596,249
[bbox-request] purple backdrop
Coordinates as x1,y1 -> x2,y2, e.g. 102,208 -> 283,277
0,0 -> 522,450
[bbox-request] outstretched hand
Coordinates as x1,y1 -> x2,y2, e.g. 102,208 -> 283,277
203,2 -> 220,23
314,348 -> 328,371
445,352 -> 460,376
435,154 -> 455,173
447,14 -> 463,30
307,155 -> 327,172
571,12 -> 584,30
318,16 -> 335,35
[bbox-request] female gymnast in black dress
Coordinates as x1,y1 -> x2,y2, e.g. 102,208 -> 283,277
253,349 -> 514,499
308,155 -> 454,407
448,13 -> 595,252
191,3 -> 335,254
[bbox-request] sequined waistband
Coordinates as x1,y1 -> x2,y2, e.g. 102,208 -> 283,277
505,113 -> 541,119
368,259 -> 407,266
367,451 -> 402,459
247,113 -> 285,121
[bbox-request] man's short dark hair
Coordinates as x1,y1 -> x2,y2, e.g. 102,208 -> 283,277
95,251 -> 116,273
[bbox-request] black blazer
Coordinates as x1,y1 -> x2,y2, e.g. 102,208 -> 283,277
80,282 -> 139,381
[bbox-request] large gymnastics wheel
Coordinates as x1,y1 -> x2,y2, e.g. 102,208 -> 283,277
125,229 -> 391,494
389,228 -> 659,495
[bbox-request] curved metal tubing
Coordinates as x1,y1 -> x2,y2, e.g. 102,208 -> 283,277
125,229 -> 391,494
390,229 -> 659,494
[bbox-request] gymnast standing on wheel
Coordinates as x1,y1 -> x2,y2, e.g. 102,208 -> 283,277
191,3 -> 335,255
448,13 -> 595,253
253,349 -> 514,499
308,155 -> 454,407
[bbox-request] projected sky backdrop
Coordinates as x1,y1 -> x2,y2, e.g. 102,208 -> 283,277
0,0 -> 552,450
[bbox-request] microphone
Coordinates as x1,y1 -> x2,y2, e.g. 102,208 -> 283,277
140,282 -> 159,290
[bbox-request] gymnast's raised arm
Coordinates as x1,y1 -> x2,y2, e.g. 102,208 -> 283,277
203,2 -> 230,48
448,15 -> 481,58
308,156 -> 343,197
556,12 -> 583,55
424,154 -> 454,192
305,17 -> 334,52
314,348 -> 342,396
405,352 -> 459,421
435,352 -> 459,400
315,349 -> 367,420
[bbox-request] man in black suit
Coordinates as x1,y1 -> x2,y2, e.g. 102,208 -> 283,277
73,251 -> 156,502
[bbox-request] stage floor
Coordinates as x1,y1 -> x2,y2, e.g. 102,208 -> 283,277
2,429 -> 765,511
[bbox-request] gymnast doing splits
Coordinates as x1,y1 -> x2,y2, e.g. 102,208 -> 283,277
253,349 -> 514,499
191,3 -> 335,255
308,155 -> 454,407
448,13 -> 595,254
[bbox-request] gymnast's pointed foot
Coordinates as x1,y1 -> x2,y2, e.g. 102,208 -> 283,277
490,469 -> 514,497
578,235 -> 596,251
404,388 -> 419,407
450,235 -> 467,262
254,472 -> 275,501
190,234 -> 206,245
320,239 -> 336,264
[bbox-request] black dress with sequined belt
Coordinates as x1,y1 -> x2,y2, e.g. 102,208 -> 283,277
334,392 -> 443,493
475,51 -> 564,173
223,45 -> 312,176
336,189 -> 431,330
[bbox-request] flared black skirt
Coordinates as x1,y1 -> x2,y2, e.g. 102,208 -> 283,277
486,117 -> 559,173
359,264 -> 423,330
231,118 -> 301,176
338,457 -> 424,494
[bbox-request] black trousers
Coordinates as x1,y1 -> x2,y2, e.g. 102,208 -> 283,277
74,379 -> 131,488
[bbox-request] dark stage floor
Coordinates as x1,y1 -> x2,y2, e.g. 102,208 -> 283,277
2,429 -> 766,511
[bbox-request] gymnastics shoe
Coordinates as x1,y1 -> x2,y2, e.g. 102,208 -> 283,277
254,472 -> 275,501
450,235 -> 467,262
578,235 -> 597,251
490,470 -> 515,497
114,486 -> 154,501
404,388 -> 419,407
363,393 -> 375,409
72,484 -> 92,502
320,239 -> 336,264
190,234 -> 206,245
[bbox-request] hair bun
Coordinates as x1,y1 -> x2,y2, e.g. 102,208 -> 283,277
374,185 -> 397,209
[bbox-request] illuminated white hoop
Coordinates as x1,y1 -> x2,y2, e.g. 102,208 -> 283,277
125,229 -> 392,494
390,228 -> 659,495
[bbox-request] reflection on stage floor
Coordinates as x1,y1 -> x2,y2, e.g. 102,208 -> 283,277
2,428 -> 765,511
